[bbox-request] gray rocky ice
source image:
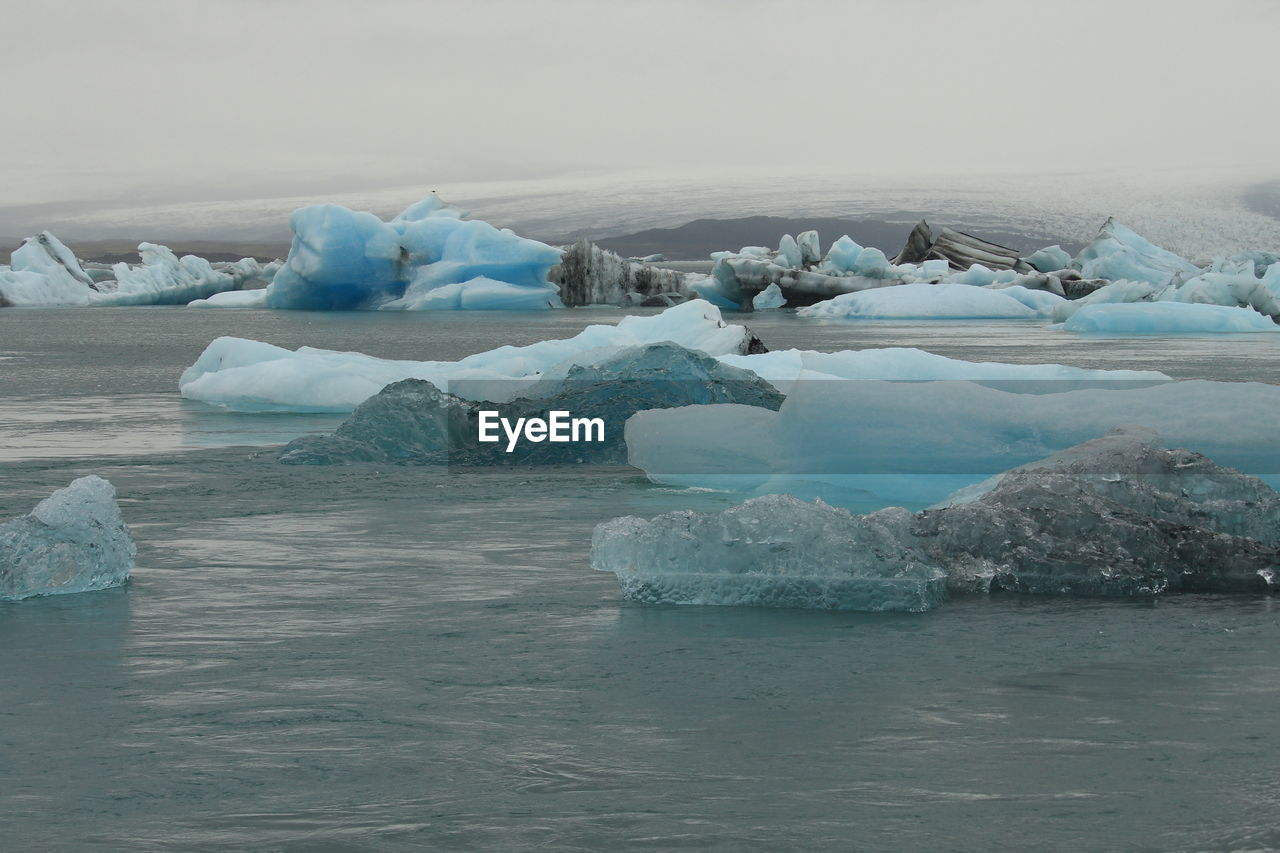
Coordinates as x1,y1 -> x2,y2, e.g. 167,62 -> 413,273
592,427 -> 1280,611
0,476 -> 135,602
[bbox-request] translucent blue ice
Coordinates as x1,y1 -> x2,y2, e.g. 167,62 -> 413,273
261,196 -> 564,311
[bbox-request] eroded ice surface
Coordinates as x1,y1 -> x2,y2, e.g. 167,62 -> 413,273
594,427 -> 1280,611
625,378 -> 1280,508
0,476 -> 135,601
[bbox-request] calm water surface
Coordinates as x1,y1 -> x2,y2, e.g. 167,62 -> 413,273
2,307 -> 1279,850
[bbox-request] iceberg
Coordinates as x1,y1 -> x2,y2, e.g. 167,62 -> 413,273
797,282 -> 1061,320
277,342 -> 784,465
1025,244 -> 1072,273
0,231 -> 96,306
594,427 -> 1280,611
694,222 -> 1104,310
625,377 -> 1280,509
1062,302 -> 1278,334
188,289 -> 269,309
549,240 -> 698,307
1073,218 -> 1201,286
716,346 -> 1167,390
0,231 -> 275,308
592,495 -> 947,612
259,195 -> 564,311
751,283 -> 786,310
180,301 -> 767,412
1049,279 -> 1163,322
92,243 -> 277,307
0,476 -> 135,602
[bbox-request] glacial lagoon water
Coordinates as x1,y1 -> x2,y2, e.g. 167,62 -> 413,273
3,307 -> 1280,850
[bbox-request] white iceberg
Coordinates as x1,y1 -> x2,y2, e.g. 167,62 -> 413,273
1025,245 -> 1072,273
179,300 -> 764,411
0,476 -> 135,601
92,243 -> 276,307
1062,302 -> 1278,334
1073,218 -> 1201,286
593,495 -> 945,612
797,282 -> 1062,319
188,289 -> 269,309
717,346 -> 1167,391
0,232 -> 95,306
179,300 -> 1166,413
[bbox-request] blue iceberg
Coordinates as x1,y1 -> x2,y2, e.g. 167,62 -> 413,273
261,195 -> 564,311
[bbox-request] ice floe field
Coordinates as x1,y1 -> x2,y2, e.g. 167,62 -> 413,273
4,300 -> 1280,850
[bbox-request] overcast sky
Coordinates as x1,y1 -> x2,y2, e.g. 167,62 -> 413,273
2,0 -> 1277,214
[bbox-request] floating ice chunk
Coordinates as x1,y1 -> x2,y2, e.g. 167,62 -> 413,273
625,378 -> 1280,509
775,235 -> 802,269
277,342 -> 784,465
1025,245 -> 1072,273
751,283 -> 787,310
11,231 -> 93,287
260,195 -> 563,311
947,263 -> 1001,286
980,284 -> 1066,315
550,240 -> 697,306
188,289 -> 269,309
180,301 -> 765,412
93,243 -> 257,306
719,347 -> 1168,388
380,276 -> 563,311
264,204 -> 406,310
822,235 -> 864,273
1049,279 -> 1162,322
0,268 -> 88,307
0,232 -> 94,306
1168,269 -> 1280,320
797,282 -> 1042,319
1074,218 -> 1201,286
797,230 -> 821,264
591,495 -> 946,612
1063,302 -> 1278,334
598,427 -> 1280,610
849,246 -> 897,279
0,476 -> 135,601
